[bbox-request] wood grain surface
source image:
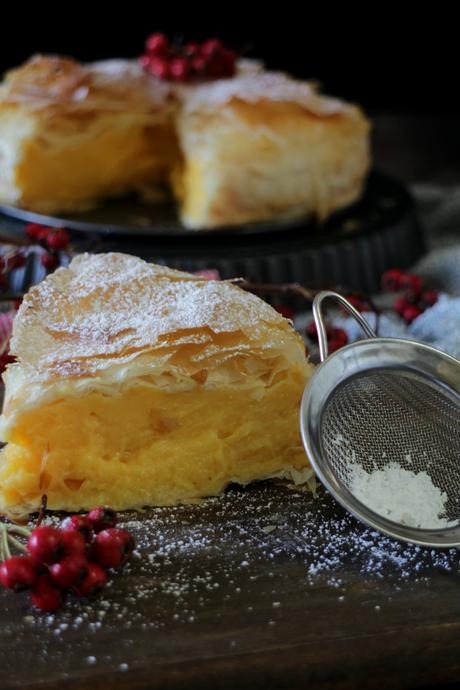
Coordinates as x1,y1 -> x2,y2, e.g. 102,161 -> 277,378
2,483 -> 460,690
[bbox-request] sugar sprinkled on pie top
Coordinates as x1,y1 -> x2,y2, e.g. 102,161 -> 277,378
9,253 -> 298,378
178,59 -> 351,116
2,56 -> 351,118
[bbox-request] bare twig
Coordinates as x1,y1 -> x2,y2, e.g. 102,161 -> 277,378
36,494 -> 48,527
231,278 -> 316,302
232,278 -> 380,333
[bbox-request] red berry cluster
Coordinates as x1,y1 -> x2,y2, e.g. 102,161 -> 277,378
381,268 -> 438,324
0,507 -> 134,611
1,225 -> 71,282
140,34 -> 236,82
25,223 -> 71,272
306,321 -> 349,353
340,294 -> 372,313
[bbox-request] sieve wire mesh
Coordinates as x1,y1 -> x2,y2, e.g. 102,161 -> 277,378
320,370 -> 460,524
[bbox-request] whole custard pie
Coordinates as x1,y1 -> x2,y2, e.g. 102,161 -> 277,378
0,253 -> 314,518
0,50 -> 370,229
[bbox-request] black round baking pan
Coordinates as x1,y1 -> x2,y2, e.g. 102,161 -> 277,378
1,171 -> 425,294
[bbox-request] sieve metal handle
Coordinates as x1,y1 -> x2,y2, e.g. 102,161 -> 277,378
313,291 -> 377,362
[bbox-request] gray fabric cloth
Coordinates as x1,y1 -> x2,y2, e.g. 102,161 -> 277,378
301,184 -> 460,360
411,184 -> 460,295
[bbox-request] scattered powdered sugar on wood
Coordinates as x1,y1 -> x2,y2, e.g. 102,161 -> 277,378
348,462 -> 451,529
2,484 -> 460,682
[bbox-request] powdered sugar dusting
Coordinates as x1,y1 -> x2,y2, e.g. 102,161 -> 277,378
179,60 -> 351,117
2,56 -> 352,119
2,56 -> 172,111
9,253 -> 300,380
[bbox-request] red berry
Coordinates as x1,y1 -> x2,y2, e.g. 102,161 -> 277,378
73,562 -> 107,597
381,268 -> 404,292
31,575 -> 63,611
393,295 -> 409,316
62,515 -> 93,542
328,338 -> 344,353
25,223 -> 52,243
404,288 -> 422,304
0,556 -> 37,591
206,56 -> 226,78
328,328 -> 348,353
148,57 -> 170,80
169,57 -> 190,82
40,253 -> 59,272
275,305 -> 295,320
38,229 -> 53,244
399,273 -> 423,295
305,321 -> 334,342
46,228 -> 70,251
7,252 -> 26,270
25,223 -> 45,241
343,295 -> 369,313
28,526 -> 62,565
191,56 -> 208,75
402,305 -> 422,324
420,290 -> 439,308
215,48 -> 236,77
306,321 -> 318,339
201,39 -> 223,58
27,226 -> 52,245
50,555 -> 88,589
93,528 -> 135,569
145,33 -> 169,56
184,42 -> 200,58
87,507 -> 118,533
60,530 -> 86,557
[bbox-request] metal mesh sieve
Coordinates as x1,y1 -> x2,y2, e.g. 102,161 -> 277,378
321,370 -> 460,523
300,291 -> 460,547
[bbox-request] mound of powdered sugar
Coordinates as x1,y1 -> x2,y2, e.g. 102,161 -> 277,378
349,462 -> 451,528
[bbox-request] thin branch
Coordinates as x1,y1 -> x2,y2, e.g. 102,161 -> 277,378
233,278 -> 380,335
0,524 -> 11,561
36,494 -> 48,527
231,278 -> 316,303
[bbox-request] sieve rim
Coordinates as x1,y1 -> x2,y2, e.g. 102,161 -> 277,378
300,336 -> 460,547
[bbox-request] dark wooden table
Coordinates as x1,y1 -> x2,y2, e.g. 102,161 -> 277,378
3,483 -> 460,690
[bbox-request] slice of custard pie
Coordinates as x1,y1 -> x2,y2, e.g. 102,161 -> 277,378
0,254 -> 313,518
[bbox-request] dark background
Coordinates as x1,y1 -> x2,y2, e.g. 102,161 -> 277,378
0,8 -> 458,115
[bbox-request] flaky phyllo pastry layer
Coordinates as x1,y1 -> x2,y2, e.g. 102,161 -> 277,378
0,55 -> 370,228
0,254 -> 314,518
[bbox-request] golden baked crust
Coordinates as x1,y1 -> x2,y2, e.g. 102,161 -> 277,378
0,55 -> 370,227
0,253 -> 313,517
0,55 -> 178,212
175,94 -> 369,227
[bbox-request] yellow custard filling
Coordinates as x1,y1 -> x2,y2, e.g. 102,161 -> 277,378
0,365 -> 307,514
